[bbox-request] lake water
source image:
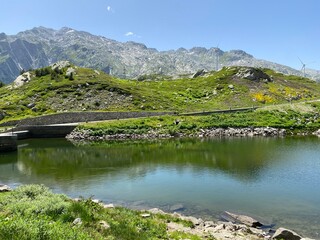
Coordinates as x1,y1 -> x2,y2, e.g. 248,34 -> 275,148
0,137 -> 319,238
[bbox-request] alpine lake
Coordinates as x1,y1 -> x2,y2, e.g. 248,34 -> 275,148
0,136 -> 319,239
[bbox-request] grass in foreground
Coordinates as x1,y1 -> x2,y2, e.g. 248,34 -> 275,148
0,185 -> 204,240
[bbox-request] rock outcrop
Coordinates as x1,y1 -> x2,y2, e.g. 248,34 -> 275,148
12,72 -> 31,88
235,67 -> 272,82
272,227 -> 302,240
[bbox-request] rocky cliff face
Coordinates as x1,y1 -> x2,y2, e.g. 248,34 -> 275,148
0,26 -> 319,83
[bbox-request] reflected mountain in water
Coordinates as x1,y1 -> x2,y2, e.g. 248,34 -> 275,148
1,138 -> 283,184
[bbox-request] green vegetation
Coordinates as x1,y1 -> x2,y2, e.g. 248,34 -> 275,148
79,106 -> 320,136
1,65 -> 320,123
0,185 -> 203,240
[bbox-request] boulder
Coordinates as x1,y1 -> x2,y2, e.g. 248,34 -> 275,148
148,208 -> 166,215
140,213 -> 151,218
223,211 -> 263,228
193,69 -> 207,78
72,218 -> 82,225
0,184 -> 11,192
236,67 -> 272,82
313,129 -> 320,136
272,227 -> 302,240
13,72 -> 31,88
103,203 -> 115,209
51,61 -> 71,71
27,103 -> 35,109
66,67 -> 76,78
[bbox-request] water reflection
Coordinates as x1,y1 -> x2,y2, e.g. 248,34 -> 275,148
10,138 -> 283,183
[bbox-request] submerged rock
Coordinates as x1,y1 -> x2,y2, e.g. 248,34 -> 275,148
170,204 -> 185,212
223,211 -> 263,228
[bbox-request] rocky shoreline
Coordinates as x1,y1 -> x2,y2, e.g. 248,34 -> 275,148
67,125 -> 320,142
66,127 -> 290,141
0,183 -> 314,240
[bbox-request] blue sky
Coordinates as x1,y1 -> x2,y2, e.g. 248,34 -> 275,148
0,0 -> 319,70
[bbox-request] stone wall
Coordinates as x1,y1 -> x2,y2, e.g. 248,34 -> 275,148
0,134 -> 17,152
13,125 -> 77,138
0,111 -> 175,127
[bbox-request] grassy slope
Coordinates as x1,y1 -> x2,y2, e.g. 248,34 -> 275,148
78,101 -> 320,136
0,185 -> 204,240
1,65 -> 320,124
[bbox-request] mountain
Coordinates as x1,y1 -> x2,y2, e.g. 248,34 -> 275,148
0,26 -> 319,84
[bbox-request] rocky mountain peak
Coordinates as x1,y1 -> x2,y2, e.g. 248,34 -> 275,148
0,26 -> 319,84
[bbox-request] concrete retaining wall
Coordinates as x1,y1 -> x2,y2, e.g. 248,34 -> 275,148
13,125 -> 77,138
0,134 -> 17,152
0,111 -> 175,127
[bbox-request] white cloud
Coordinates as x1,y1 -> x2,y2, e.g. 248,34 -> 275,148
124,32 -> 141,38
107,6 -> 114,12
125,32 -> 134,37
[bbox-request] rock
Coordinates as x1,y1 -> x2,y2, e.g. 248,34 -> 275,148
228,84 -> 234,89
212,223 -> 226,232
236,67 -> 271,82
272,227 -> 302,240
313,129 -> 320,136
66,67 -> 76,78
223,211 -> 263,228
72,218 -> 82,225
148,208 -> 166,215
203,221 -> 215,228
0,112 -> 5,121
0,184 -> 11,192
103,203 -> 115,209
92,199 -> 101,204
98,220 -> 110,230
51,61 -> 71,71
27,103 -> 35,108
13,72 -> 31,88
170,204 -> 184,212
140,213 -> 151,218
193,69 -> 206,78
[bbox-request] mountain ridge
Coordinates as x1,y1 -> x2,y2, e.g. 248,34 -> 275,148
0,26 -> 319,84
